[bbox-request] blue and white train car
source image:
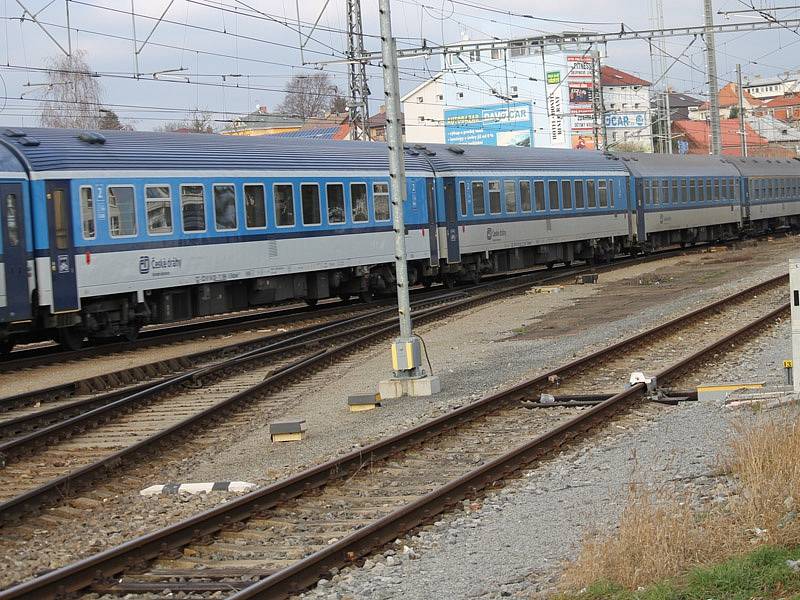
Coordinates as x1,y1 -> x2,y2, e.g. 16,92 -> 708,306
726,156 -> 800,231
421,144 -> 632,277
615,153 -> 743,248
0,141 -> 34,349
0,127 -> 437,348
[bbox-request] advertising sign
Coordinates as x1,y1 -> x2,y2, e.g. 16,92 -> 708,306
571,132 -> 596,150
604,112 -> 648,129
567,55 -> 594,79
444,102 -> 533,146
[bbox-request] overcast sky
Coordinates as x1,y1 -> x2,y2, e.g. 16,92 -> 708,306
1,0 -> 798,130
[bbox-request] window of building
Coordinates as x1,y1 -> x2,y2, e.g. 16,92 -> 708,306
351,183 -> 368,222
574,179 -> 585,208
145,185 -> 173,235
472,181 -> 486,215
180,185 -> 205,232
490,48 -> 502,60
213,184 -> 237,231
416,96 -> 424,103
108,185 -> 137,237
598,179 -> 608,207
274,184 -> 295,226
373,182 -> 390,221
520,180 -> 532,211
326,183 -> 345,224
459,181 -> 468,216
80,186 -> 95,239
489,181 -> 501,214
534,180 -> 546,211
504,180 -> 517,212
561,180 -> 573,209
301,184 -> 321,225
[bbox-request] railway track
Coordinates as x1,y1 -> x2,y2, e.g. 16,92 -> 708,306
0,263 -> 608,524
0,272 -> 788,599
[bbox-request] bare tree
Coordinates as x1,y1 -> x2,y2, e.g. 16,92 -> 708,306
156,109 -> 215,133
277,73 -> 343,120
39,50 -> 104,129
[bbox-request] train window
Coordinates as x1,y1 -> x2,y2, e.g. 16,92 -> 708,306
714,179 -> 721,202
548,180 -> 559,211
350,183 -> 368,222
687,178 -> 695,203
459,181 -> 467,216
661,179 -> 669,205
671,179 -> 679,205
587,179 -> 596,208
213,185 -> 237,231
145,185 -> 173,235
652,180 -> 661,206
597,180 -> 608,208
561,180 -> 572,209
5,194 -> 19,246
326,184 -> 345,224
108,186 -> 137,237
274,184 -> 295,227
472,181 -> 486,215
52,189 -> 70,249
574,180 -> 585,209
301,184 -> 321,226
489,181 -> 501,214
180,185 -> 206,232
520,180 -> 532,211
80,186 -> 95,239
643,180 -> 651,206
244,184 -> 267,228
373,183 -> 390,221
504,180 -> 517,213
534,181 -> 545,211
706,179 -> 713,202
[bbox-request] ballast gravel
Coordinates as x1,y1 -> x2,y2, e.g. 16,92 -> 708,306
1,238 -> 798,590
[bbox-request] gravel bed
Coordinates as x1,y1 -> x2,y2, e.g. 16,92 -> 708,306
1,239 -> 797,589
293,318 -> 795,600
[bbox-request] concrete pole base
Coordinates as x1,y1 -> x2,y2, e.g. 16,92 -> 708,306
378,375 -> 441,399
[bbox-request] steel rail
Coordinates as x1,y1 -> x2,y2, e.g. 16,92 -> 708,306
0,273 -> 787,599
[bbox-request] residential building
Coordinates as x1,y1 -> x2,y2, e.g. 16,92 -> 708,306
690,83 -> 762,121
743,74 -> 800,100
757,93 -> 800,124
665,92 -> 703,121
366,105 -> 405,142
401,76 -> 445,144
221,105 -> 305,136
671,118 -> 796,158
600,65 -> 653,152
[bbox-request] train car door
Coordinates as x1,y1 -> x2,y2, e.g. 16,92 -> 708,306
443,177 -> 461,264
45,181 -> 79,313
426,178 -> 439,267
0,183 -> 31,320
634,178 -> 646,243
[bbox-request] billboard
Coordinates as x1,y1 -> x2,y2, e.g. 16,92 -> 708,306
605,112 -> 648,129
444,102 -> 533,146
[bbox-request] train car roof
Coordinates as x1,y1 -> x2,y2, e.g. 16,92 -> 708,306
612,152 -> 740,177
0,142 -> 27,178
723,156 -> 800,176
418,143 -> 628,175
0,127 -> 435,178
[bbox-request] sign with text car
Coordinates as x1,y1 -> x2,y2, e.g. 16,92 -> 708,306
604,112 -> 648,129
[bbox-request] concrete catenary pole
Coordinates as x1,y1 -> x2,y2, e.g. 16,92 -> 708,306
737,63 -> 748,157
377,0 -> 439,397
703,0 -> 722,155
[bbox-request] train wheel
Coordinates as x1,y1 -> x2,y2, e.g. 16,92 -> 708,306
421,279 -> 433,289
443,277 -> 457,289
58,326 -> 85,351
304,298 -> 319,308
358,291 -> 374,303
122,325 -> 141,343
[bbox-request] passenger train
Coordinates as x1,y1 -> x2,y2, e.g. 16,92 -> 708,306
0,126 -> 798,352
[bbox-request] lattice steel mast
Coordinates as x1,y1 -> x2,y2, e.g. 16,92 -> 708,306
346,0 -> 371,140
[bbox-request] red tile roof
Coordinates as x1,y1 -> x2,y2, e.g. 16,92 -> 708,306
700,83 -> 762,109
763,93 -> 800,108
672,119 -> 766,155
600,65 -> 650,87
